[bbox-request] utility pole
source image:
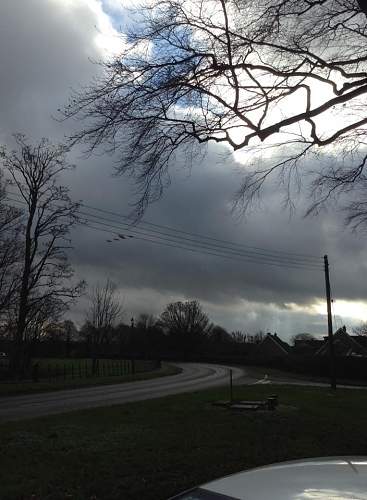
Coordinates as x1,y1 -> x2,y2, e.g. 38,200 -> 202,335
324,255 -> 336,390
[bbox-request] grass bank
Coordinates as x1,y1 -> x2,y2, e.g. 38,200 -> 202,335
1,384 -> 367,499
0,363 -> 181,397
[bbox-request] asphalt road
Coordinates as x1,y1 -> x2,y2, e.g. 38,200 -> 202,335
0,362 -> 246,422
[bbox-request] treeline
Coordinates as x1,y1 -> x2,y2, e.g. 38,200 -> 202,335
0,298 -> 263,363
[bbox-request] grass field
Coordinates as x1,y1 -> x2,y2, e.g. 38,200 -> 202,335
1,384 -> 367,499
0,363 -> 181,397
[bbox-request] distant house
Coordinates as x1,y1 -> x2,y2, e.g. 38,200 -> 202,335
251,332 -> 291,362
315,326 -> 367,357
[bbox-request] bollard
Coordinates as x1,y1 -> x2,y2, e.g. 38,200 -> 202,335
267,395 -> 278,411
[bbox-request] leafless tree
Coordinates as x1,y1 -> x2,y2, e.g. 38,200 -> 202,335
231,330 -> 247,343
136,313 -> 157,331
0,171 -> 22,317
0,134 -> 85,377
159,300 -> 212,358
87,279 -> 123,339
8,293 -> 68,345
160,300 -> 212,335
62,0 -> 367,219
86,279 -> 123,371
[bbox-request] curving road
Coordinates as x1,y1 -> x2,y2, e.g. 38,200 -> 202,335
0,362 -> 246,422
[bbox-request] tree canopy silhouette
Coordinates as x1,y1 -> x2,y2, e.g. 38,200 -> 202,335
160,300 -> 212,336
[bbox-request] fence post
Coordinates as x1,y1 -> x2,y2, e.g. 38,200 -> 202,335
229,369 -> 233,404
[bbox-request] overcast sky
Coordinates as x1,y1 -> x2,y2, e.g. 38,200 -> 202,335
0,0 -> 366,340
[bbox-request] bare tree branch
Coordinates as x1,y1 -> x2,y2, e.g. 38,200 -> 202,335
61,0 -> 367,219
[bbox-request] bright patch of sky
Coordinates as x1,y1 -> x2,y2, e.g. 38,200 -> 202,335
100,0 -> 130,31
50,0 -> 123,56
286,300 -> 367,333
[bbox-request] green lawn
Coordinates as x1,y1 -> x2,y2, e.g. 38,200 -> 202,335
0,363 -> 181,397
1,384 -> 367,499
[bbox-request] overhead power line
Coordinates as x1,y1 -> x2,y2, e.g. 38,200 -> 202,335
64,207 -> 323,269
84,222 -> 322,271
6,190 -> 321,261
6,191 -> 324,271
80,200 -> 321,261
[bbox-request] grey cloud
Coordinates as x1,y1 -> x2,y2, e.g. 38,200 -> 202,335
0,0 -> 105,142
69,144 -> 361,302
0,1 -> 365,340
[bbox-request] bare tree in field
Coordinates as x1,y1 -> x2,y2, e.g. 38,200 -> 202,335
62,0 -> 367,220
86,279 -> 123,372
159,300 -> 212,358
0,134 -> 85,377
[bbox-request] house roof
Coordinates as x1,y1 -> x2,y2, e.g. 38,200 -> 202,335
316,326 -> 367,357
259,333 -> 291,354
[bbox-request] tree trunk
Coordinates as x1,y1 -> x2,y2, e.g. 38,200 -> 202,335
13,199 -> 36,379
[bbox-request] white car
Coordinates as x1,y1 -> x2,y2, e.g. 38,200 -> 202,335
170,457 -> 367,499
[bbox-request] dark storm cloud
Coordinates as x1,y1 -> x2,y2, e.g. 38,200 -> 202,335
0,1 -> 365,338
69,143 -> 366,312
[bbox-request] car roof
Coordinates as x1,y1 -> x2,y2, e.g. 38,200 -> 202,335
199,457 -> 367,500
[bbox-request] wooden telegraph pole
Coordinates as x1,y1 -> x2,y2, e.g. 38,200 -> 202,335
324,255 -> 336,390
